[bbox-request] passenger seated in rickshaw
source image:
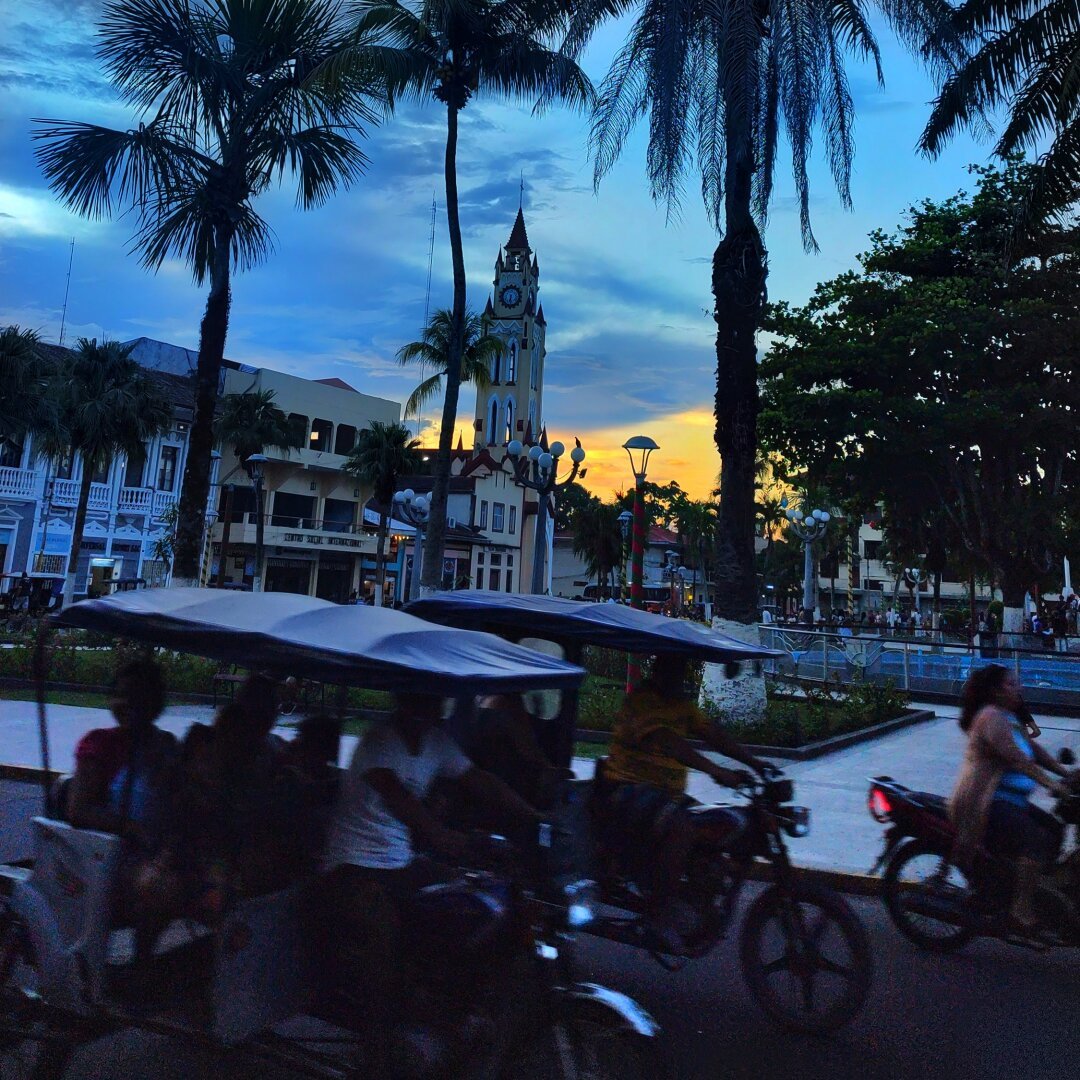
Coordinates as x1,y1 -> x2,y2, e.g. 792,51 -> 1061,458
284,712 -> 342,855
67,657 -> 177,836
319,691 -> 540,1025
464,694 -> 569,811
593,654 -> 768,942
136,676 -> 310,926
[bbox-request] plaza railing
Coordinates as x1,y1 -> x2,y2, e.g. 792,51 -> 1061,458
758,624 -> 1080,709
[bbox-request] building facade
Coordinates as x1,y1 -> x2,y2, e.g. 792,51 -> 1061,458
0,347 -> 214,595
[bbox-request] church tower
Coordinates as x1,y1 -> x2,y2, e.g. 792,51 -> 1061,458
473,208 -> 547,449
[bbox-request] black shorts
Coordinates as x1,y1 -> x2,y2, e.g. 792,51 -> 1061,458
985,801 -> 1062,867
597,782 -> 695,876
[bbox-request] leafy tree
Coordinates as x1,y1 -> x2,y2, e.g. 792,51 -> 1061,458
0,327 -> 55,456
922,0 -> 1080,226
675,499 -> 717,608
560,0 -> 959,624
333,0 -> 593,591
553,479 -> 597,532
344,421 -> 422,605
34,0 -> 385,585
760,160 -> 1080,629
573,499 -> 623,597
617,479 -> 690,531
40,339 -> 171,606
396,308 -> 499,420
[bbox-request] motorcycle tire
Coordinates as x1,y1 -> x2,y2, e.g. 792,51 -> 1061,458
739,880 -> 872,1035
882,839 -> 976,954
522,1021 -> 666,1080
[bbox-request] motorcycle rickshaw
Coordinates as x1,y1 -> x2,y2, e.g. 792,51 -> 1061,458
407,591 -> 874,1034
0,589 -> 659,1080
0,575 -> 63,631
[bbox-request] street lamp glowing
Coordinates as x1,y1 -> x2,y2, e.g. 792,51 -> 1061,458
622,435 -> 659,481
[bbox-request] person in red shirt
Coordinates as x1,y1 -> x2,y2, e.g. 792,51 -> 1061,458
68,657 -> 176,837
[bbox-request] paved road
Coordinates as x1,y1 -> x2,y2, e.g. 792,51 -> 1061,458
6,893 -> 1077,1080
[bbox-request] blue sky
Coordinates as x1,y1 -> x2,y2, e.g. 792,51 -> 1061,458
0,1 -> 991,498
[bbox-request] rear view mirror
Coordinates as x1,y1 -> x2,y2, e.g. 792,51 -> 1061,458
1058,748 -> 1076,767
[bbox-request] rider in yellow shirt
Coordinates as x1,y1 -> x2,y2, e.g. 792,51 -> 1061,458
597,654 -> 768,937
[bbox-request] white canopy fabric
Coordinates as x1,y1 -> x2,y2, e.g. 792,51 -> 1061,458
406,590 -> 784,663
53,589 -> 585,693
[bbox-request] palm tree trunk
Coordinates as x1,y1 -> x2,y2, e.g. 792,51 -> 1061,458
712,141 -> 766,625
63,463 -> 95,607
422,102 -> 467,593
174,247 -> 231,586
374,511 -> 388,606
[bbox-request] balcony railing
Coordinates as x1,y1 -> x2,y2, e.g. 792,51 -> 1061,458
51,479 -> 111,510
222,513 -> 371,535
0,467 -> 37,499
118,486 -> 153,513
153,491 -> 177,519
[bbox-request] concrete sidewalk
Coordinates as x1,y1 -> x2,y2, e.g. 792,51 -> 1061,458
3,698 -> 1078,874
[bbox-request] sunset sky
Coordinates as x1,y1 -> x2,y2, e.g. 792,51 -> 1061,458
0,2 -> 989,501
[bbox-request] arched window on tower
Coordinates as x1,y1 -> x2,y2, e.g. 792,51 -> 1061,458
504,398 -> 515,445
507,342 -> 517,384
530,350 -> 538,391
487,396 -> 500,446
491,351 -> 501,384
528,399 -> 537,436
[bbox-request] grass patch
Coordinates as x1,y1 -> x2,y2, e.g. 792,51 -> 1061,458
0,687 -> 112,710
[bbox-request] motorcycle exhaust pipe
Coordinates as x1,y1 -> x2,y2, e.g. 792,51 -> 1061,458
902,888 -> 975,928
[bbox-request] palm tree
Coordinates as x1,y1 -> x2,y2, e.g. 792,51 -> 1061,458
922,0 -> 1080,224
33,0 -> 385,587
344,421 -> 422,604
332,0 -> 593,591
214,390 -> 304,587
573,499 -> 622,598
41,339 -> 171,607
562,0 -> 959,624
676,499 -> 718,611
396,308 -> 500,421
0,326 -> 55,454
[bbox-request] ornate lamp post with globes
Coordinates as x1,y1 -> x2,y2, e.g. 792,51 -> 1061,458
245,454 -> 268,594
506,436 -> 586,594
785,500 -> 831,626
393,488 -> 431,601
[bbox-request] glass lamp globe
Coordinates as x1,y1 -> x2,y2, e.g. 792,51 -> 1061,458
570,446 -> 586,464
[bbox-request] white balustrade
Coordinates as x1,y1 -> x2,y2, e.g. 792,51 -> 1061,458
0,467 -> 37,498
153,491 -> 177,519
51,479 -> 80,507
88,483 -> 110,510
118,487 -> 153,513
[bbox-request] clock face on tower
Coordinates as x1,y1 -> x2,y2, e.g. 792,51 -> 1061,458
499,285 -> 521,307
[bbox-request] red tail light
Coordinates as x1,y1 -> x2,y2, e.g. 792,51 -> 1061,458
868,787 -> 893,822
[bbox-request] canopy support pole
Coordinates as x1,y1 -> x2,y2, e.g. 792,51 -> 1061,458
32,620 -> 53,815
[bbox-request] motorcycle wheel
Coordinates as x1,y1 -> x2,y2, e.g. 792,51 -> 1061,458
739,881 -> 872,1035
537,1021 -> 664,1080
0,909 -> 73,1080
882,840 -> 976,953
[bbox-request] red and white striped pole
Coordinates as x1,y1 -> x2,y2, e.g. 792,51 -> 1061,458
622,436 -> 658,693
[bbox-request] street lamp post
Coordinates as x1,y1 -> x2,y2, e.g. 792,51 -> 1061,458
623,436 -> 659,690
506,436 -> 586,595
618,510 -> 633,602
393,489 -> 430,601
904,564 -> 925,621
785,502 -> 831,626
663,549 -> 682,614
245,454 -> 267,594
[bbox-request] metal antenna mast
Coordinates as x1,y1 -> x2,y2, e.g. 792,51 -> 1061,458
58,238 -> 75,347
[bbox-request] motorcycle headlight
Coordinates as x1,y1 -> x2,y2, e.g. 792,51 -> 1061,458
563,879 -> 598,928
781,806 -> 811,838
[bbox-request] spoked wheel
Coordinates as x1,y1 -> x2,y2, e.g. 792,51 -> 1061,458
882,840 -> 976,953
740,881 -> 872,1034
0,910 -> 73,1080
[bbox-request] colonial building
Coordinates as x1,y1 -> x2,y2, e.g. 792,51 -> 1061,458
0,343 -> 215,594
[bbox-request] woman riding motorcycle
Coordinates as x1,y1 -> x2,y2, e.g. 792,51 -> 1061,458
949,664 -> 1072,933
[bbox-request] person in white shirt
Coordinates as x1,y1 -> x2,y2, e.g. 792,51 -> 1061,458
320,691 -> 540,1030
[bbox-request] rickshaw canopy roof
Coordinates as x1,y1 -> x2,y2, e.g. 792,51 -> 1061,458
52,589 -> 586,694
406,591 -> 784,663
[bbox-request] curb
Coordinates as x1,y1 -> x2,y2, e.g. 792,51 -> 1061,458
576,707 -> 937,761
744,860 -> 883,897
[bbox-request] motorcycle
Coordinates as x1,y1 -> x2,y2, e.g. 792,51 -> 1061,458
868,749 -> 1080,952
580,766 -> 872,1035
